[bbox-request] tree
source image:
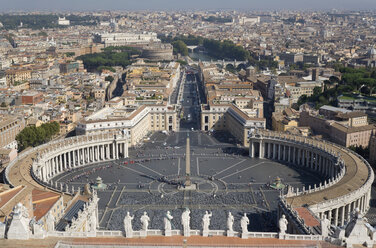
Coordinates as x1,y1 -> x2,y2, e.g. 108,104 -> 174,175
313,86 -> 322,96
105,76 -> 114,82
172,40 -> 188,56
297,94 -> 308,106
329,76 -> 340,84
16,121 -> 60,151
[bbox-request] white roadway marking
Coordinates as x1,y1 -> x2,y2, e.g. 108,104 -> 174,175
220,162 -> 266,180
136,163 -> 164,177
213,159 -> 247,177
177,158 -> 181,175
196,157 -> 200,175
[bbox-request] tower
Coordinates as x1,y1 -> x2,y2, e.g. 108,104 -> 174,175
185,135 -> 191,186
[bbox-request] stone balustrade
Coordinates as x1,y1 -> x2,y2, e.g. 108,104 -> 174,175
249,130 -> 374,227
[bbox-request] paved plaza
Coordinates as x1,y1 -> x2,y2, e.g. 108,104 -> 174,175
53,131 -> 322,232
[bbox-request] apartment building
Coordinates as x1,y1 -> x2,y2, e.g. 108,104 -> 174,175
0,115 -> 25,150
5,68 -> 32,85
76,103 -> 178,146
299,108 -> 376,148
201,104 -> 265,147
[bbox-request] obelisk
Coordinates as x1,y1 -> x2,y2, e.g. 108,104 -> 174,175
185,135 -> 191,186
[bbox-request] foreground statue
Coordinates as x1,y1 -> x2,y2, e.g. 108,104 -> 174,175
164,211 -> 173,236
320,215 -> 331,237
202,211 -> 212,236
46,211 -> 55,232
227,212 -> 234,233
278,215 -> 288,235
124,212 -> 134,238
181,208 -> 191,237
241,213 -> 249,238
140,212 -> 150,232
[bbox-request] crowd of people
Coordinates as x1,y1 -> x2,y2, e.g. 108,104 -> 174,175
64,164 -> 113,183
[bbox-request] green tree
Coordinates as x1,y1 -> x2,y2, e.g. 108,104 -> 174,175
172,40 -> 188,56
16,121 -> 60,151
105,76 -> 114,82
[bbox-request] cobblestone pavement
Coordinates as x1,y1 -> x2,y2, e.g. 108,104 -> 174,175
53,131 -> 322,232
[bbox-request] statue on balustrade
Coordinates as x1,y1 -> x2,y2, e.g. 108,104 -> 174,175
320,214 -> 331,237
164,211 -> 173,231
140,212 -> 150,231
88,212 -> 97,232
202,211 -> 212,233
46,211 -> 55,232
278,214 -> 288,235
227,212 -> 234,232
181,208 -> 191,237
241,213 -> 249,234
123,211 -> 134,238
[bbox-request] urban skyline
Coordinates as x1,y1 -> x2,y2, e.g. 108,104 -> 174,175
0,5 -> 376,248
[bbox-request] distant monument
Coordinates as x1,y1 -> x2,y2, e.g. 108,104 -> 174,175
178,135 -> 196,190
185,134 -> 191,186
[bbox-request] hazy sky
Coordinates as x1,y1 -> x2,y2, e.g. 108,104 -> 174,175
1,0 -> 376,12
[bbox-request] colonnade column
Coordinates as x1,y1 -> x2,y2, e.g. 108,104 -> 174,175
259,141 -> 264,159
297,148 -> 301,165
249,141 -> 255,158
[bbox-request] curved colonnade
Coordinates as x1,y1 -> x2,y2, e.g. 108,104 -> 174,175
5,132 -> 128,195
249,130 -> 374,227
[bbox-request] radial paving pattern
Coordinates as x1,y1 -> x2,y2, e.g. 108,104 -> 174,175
53,131 -> 322,232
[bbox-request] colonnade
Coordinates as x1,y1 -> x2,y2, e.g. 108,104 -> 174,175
32,133 -> 128,182
250,140 -> 338,178
249,130 -> 373,228
317,191 -> 371,226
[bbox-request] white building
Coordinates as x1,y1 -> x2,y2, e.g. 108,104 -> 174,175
94,32 -> 160,47
58,17 -> 70,26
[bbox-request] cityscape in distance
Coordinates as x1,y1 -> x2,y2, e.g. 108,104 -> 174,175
0,2 -> 376,248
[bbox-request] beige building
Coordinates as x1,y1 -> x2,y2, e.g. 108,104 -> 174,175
286,81 -> 323,103
6,68 -> 32,85
0,116 -> 25,149
272,112 -> 299,132
76,103 -> 178,146
299,110 -> 376,148
201,104 -> 266,147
